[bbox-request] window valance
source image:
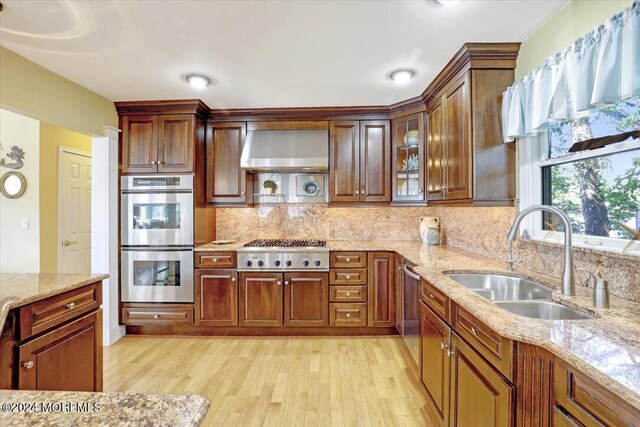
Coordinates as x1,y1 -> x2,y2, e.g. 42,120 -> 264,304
502,0 -> 639,142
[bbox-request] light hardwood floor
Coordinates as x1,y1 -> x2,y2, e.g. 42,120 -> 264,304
104,336 -> 436,426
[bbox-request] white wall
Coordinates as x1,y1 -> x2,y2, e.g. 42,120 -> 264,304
0,109 -> 40,273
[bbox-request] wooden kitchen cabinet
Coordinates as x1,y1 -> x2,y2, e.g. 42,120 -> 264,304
423,43 -> 518,206
239,272 -> 283,327
121,114 -> 195,174
18,311 -> 102,392
420,301 -> 451,427
392,112 -> 425,203
329,120 -> 390,203
449,332 -> 515,427
367,252 -> 395,327
206,122 -> 252,205
284,273 -> 328,327
196,269 -> 238,326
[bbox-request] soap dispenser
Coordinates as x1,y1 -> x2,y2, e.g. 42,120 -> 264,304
576,268 -> 610,309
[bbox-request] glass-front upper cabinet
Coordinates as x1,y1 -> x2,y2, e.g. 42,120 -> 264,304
392,112 -> 425,203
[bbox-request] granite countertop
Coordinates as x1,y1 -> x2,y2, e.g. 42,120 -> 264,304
196,239 -> 640,410
0,273 -> 109,333
0,390 -> 209,427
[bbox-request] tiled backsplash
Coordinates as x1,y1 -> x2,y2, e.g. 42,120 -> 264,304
216,205 -> 639,302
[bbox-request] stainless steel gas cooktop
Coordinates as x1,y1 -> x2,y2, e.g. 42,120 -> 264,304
237,239 -> 329,271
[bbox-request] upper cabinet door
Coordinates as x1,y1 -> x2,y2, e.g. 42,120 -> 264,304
392,113 -> 425,203
426,99 -> 445,201
157,115 -> 194,173
360,121 -> 391,202
206,122 -> 249,204
329,121 -> 360,202
121,115 -> 158,174
443,74 -> 472,200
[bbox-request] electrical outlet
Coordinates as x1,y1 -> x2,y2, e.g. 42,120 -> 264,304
21,219 -> 29,231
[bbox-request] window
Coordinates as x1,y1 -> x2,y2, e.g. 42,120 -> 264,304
519,96 -> 640,254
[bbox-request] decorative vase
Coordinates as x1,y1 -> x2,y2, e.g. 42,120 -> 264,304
419,216 -> 440,244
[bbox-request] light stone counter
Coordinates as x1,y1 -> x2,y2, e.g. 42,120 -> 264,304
196,239 -> 640,410
0,390 -> 209,426
0,273 -> 109,334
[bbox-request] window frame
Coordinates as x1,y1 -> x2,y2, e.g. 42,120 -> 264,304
518,133 -> 640,256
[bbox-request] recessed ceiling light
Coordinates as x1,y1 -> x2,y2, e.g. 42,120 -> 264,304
184,73 -> 211,90
389,69 -> 416,84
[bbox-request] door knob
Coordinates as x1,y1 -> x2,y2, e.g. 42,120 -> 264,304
66,302 -> 76,309
153,314 -> 160,319
62,240 -> 77,247
22,361 -> 34,369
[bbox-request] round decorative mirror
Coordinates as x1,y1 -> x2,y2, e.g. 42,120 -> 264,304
0,171 -> 27,199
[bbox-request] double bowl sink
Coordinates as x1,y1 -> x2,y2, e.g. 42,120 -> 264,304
446,273 -> 593,320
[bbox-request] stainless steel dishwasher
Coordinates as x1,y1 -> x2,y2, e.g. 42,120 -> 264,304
402,262 -> 420,365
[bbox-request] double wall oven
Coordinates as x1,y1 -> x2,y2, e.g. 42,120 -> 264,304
121,175 -> 194,303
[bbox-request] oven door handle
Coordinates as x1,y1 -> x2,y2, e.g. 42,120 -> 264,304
122,247 -> 194,252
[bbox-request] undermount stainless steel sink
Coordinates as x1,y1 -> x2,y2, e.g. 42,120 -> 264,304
495,301 -> 594,320
446,273 -> 553,301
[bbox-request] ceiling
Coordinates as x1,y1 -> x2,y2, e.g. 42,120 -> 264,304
0,0 -> 568,109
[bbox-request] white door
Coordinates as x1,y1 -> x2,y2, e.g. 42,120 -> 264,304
58,148 -> 92,273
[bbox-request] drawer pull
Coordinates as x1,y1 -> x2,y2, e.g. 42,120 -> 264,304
346,292 -> 352,297
212,258 -> 218,262
440,342 -> 448,350
471,326 -> 478,336
429,294 -> 435,299
153,314 -> 160,319
346,313 -> 351,318
22,361 -> 34,369
66,302 -> 76,309
231,277 -> 236,282
345,275 -> 351,280
345,257 -> 351,262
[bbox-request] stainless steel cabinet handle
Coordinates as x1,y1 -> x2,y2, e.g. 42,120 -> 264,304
153,314 -> 160,319
66,302 -> 76,309
440,342 -> 449,350
471,326 -> 478,336
22,361 -> 34,369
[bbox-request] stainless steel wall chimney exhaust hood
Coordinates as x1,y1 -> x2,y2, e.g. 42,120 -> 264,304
240,130 -> 329,172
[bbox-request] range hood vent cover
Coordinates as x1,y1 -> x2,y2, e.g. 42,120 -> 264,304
241,130 -> 329,172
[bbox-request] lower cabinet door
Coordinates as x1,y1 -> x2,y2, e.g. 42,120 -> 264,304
196,269 -> 238,326
17,311 -> 102,392
420,302 -> 451,427
368,252 -> 395,327
239,272 -> 283,327
284,273 -> 329,327
450,332 -> 514,427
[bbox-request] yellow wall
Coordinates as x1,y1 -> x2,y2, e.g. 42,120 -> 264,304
39,123 -> 93,273
515,0 -> 630,79
0,46 -> 117,137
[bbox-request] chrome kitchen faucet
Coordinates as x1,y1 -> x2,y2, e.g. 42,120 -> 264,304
506,205 -> 575,296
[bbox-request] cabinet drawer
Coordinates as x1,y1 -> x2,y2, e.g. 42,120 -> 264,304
552,406 -> 584,427
330,286 -> 367,302
330,269 -> 367,285
451,302 -> 514,380
122,304 -> 194,325
421,279 -> 449,322
195,252 -> 236,268
330,252 -> 367,268
553,359 -> 640,427
330,303 -> 367,326
19,282 -> 101,340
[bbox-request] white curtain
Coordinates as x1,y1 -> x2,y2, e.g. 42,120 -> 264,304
502,0 -> 640,142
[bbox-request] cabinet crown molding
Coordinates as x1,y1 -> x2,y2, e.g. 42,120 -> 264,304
115,99 -> 210,119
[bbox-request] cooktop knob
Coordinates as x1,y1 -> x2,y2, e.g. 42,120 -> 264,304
314,259 -> 321,267
274,259 -> 281,267
302,259 -> 310,267
245,260 -> 253,267
257,260 -> 264,267
285,260 -> 292,267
